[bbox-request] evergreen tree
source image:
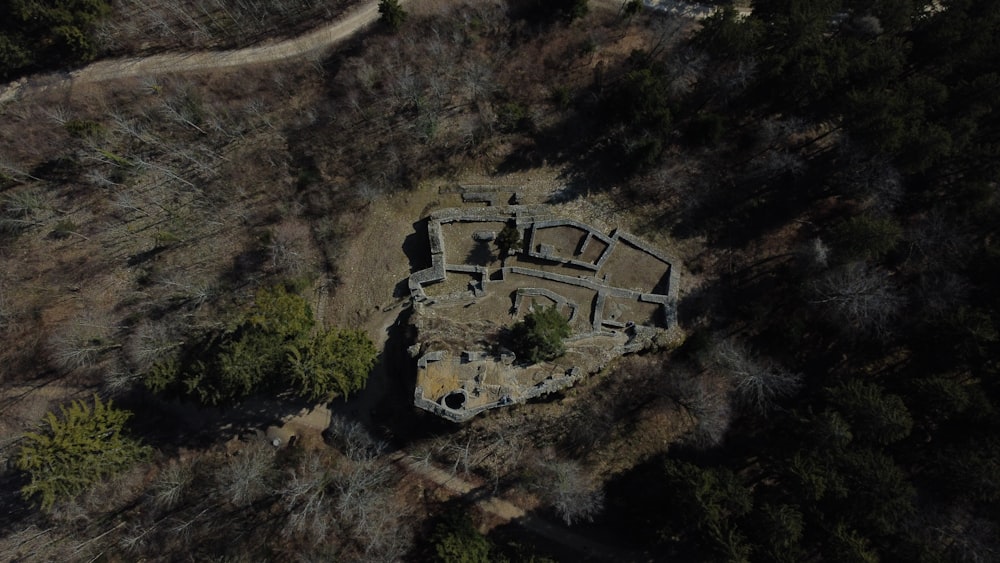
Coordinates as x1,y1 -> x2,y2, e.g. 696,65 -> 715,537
495,222 -> 522,259
832,215 -> 903,262
827,379 -> 913,446
287,328 -> 378,402
378,0 -> 407,32
0,0 -> 111,78
16,396 -> 150,510
509,305 -> 571,363
145,285 -> 373,405
431,510 -> 491,563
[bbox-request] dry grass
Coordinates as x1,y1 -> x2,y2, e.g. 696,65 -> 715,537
532,225 -> 589,259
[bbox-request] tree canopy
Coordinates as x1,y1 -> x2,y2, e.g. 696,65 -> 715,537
378,0 -> 407,32
146,285 -> 377,405
16,395 -> 150,510
0,0 -> 110,79
509,305 -> 571,364
430,511 -> 492,563
288,328 -> 378,402
494,221 -> 522,259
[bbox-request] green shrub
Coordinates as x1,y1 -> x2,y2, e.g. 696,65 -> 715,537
550,85 -> 572,109
64,119 -> 103,138
495,221 -> 522,258
50,219 -> 79,239
685,113 -> 727,147
496,101 -> 533,133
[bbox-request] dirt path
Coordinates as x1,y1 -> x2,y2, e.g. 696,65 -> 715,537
0,0 -> 389,103
0,0 -> 748,105
392,452 -> 637,561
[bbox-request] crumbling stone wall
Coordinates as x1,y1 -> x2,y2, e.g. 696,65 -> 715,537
409,205 -> 682,422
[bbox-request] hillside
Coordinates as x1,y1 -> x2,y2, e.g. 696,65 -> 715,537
1,0 -> 998,561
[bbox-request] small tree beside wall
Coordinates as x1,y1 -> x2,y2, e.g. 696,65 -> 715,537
509,305 -> 570,364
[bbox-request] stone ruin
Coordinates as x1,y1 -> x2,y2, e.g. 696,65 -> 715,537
407,196 -> 679,423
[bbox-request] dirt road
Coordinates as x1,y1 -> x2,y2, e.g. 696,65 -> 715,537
0,0 -> 386,103
0,0 -> 746,104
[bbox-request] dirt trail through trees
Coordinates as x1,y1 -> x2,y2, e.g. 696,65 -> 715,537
392,452 -> 636,561
0,0 -> 741,104
0,0 -> 385,103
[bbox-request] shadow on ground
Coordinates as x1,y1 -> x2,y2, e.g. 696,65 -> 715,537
328,304 -> 460,446
118,391 -> 328,455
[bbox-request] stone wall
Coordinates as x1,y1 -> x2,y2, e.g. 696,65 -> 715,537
514,287 -> 580,322
414,349 -> 586,423
526,218 -> 616,270
410,206 -> 683,422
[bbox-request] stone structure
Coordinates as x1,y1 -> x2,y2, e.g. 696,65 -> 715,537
408,205 -> 680,422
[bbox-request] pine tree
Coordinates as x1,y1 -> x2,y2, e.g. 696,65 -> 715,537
494,221 -> 522,259
287,328 -> 378,402
378,0 -> 407,32
509,305 -> 571,363
16,395 -> 150,510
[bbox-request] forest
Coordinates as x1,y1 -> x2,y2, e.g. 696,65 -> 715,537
1,0 -> 998,560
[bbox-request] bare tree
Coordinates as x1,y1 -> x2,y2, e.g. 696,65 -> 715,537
479,432 -> 527,490
0,153 -> 42,183
753,149 -> 806,179
157,273 -> 215,308
836,140 -> 903,213
462,60 -> 494,104
443,437 -> 474,477
351,487 -> 414,561
333,458 -> 414,560
532,457 -> 605,526
153,461 -> 194,510
811,262 -> 905,339
710,338 -> 802,415
41,105 -> 71,126
125,321 -> 182,372
281,452 -> 334,543
797,237 -> 830,271
104,364 -> 143,394
916,270 -> 969,319
0,274 -> 11,331
218,445 -> 275,507
335,459 -> 393,516
908,210 -> 972,269
268,221 -> 312,275
1,189 -> 51,233
661,365 -> 733,447
326,416 -> 387,462
48,315 -> 120,372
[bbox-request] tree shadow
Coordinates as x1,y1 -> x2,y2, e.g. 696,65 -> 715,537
402,219 -> 431,273
666,151 -> 836,251
492,95 -> 628,205
465,240 -> 495,266
393,278 -> 411,300
126,245 -> 168,267
221,248 -> 267,288
117,390 -> 325,455
0,471 -> 31,536
327,305 -> 459,446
